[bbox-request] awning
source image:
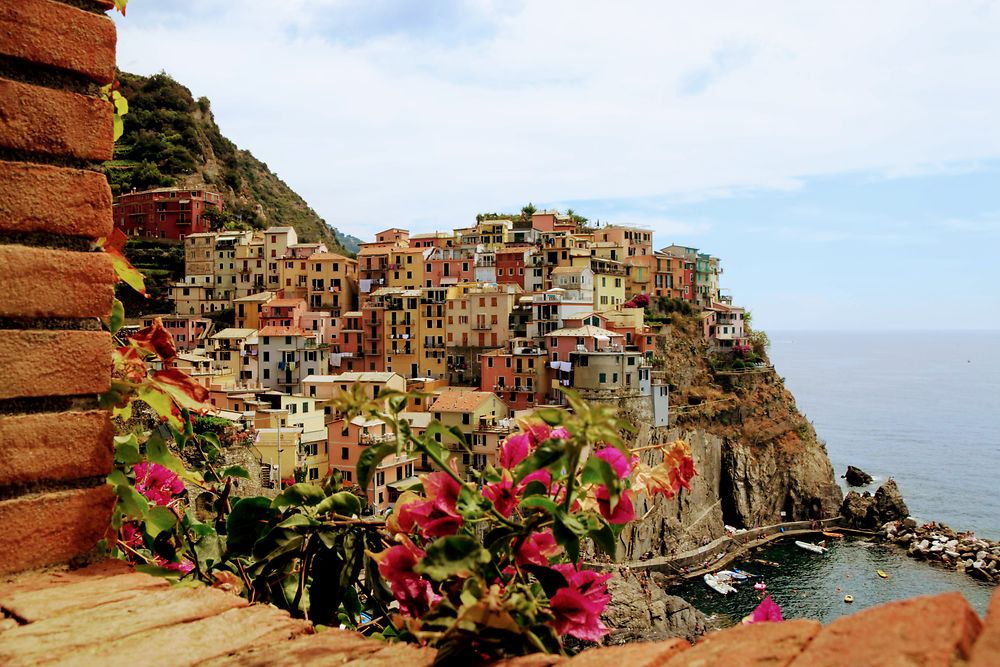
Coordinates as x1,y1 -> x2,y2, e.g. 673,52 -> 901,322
387,476 -> 422,492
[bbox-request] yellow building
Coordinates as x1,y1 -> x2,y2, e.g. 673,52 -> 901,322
428,389 -> 511,479
387,247 -> 428,289
421,286 -> 448,379
593,268 -> 626,309
233,291 -> 274,329
235,233 -> 266,299
381,288 -> 424,379
305,252 -> 358,317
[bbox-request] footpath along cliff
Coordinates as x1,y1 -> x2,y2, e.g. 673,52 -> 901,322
605,309 -> 842,559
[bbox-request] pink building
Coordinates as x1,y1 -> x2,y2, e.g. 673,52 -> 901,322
327,416 -> 417,513
480,340 -> 550,410
139,314 -> 211,352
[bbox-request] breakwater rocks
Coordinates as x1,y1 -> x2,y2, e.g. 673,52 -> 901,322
882,520 -> 1000,584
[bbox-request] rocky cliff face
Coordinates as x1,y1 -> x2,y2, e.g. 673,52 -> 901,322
602,570 -> 711,644
606,313 -> 841,559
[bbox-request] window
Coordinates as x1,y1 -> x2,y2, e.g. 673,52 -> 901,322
342,447 -> 349,460
263,369 -> 270,379
599,372 -> 607,383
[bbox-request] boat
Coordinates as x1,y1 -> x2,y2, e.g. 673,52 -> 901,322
877,569 -> 889,579
844,595 -> 854,603
716,569 -> 749,581
823,531 -> 844,538
754,559 -> 781,567
795,540 -> 828,554
704,573 -> 737,595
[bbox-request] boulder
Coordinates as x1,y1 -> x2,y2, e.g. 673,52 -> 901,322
873,480 -> 909,524
841,491 -> 879,529
843,465 -> 874,486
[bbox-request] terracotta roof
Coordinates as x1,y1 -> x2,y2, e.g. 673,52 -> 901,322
309,252 -> 357,262
233,291 -> 275,302
430,389 -> 497,413
258,326 -> 309,336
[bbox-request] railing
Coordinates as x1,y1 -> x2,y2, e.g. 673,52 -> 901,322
361,432 -> 394,445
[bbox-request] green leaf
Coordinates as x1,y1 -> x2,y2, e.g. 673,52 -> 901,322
225,497 -> 274,556
107,469 -> 148,519
456,486 -> 490,520
551,517 -> 580,563
108,298 -> 125,334
534,407 -> 565,426
272,483 -> 327,510
415,535 -> 491,581
112,90 -> 128,116
518,495 -> 559,515
513,440 -> 566,483
113,0 -> 127,16
582,455 -> 620,506
113,434 -> 142,465
523,564 -> 569,598
112,114 -> 124,142
221,465 -> 251,480
145,506 -> 177,538
313,491 -> 362,518
356,442 -> 396,491
276,513 -> 320,529
145,434 -> 186,474
589,518 -> 618,557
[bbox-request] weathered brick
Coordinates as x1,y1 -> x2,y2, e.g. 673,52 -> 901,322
791,592 -> 982,667
0,245 -> 114,319
0,161 -> 113,238
568,639 -> 688,666
969,588 -> 1000,667
0,410 -> 112,487
0,330 -> 111,399
666,619 -> 821,667
0,486 -> 114,575
0,78 -> 113,161
0,0 -> 116,84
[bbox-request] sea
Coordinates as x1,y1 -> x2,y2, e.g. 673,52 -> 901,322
673,330 -> 1000,620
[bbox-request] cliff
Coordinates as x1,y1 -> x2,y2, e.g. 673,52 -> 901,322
609,310 -> 841,559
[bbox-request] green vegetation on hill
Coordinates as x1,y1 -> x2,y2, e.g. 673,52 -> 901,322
105,71 -> 362,253
119,238 -> 185,317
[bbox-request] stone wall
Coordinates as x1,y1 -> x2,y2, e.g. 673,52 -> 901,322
0,0 -> 118,575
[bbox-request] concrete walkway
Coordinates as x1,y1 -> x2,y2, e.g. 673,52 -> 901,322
592,517 -> 852,581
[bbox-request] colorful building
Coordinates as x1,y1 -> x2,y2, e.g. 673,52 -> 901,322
113,187 -> 223,240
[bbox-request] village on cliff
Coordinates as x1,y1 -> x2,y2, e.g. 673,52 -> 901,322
115,188 -> 752,510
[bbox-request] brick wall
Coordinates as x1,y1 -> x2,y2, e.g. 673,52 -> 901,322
0,0 -> 119,575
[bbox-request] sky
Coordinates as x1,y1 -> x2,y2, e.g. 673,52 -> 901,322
113,1 -> 1000,330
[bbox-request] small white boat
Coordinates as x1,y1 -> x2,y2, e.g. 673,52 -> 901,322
704,573 -> 737,595
795,540 -> 828,554
716,569 -> 749,581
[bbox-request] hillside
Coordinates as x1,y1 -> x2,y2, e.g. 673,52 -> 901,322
104,71 -> 362,253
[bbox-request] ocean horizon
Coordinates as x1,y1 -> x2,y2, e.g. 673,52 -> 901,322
768,329 -> 1000,540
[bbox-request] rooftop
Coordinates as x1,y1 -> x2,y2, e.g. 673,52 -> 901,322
546,324 -> 623,339
258,326 -> 309,337
211,328 -> 258,340
430,388 -> 497,413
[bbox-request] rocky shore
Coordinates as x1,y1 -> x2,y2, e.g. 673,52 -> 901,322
882,520 -> 1000,584
840,478 -> 1000,585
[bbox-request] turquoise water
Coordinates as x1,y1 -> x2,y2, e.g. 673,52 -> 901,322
672,537 -> 995,624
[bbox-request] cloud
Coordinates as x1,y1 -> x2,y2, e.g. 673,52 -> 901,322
113,1 -> 1000,244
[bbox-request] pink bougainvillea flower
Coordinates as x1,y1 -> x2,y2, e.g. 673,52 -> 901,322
594,446 -> 633,480
515,528 -> 561,567
118,521 -> 144,550
133,461 -> 184,505
499,432 -> 531,469
156,557 -> 195,574
548,564 -> 612,641
595,486 -> 635,524
371,536 -> 439,617
483,472 -> 518,518
743,594 -> 783,624
549,426 -> 570,441
519,468 -> 552,492
395,471 -> 463,538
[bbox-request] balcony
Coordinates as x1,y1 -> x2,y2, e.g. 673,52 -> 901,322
361,431 -> 395,445
472,322 -> 491,330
